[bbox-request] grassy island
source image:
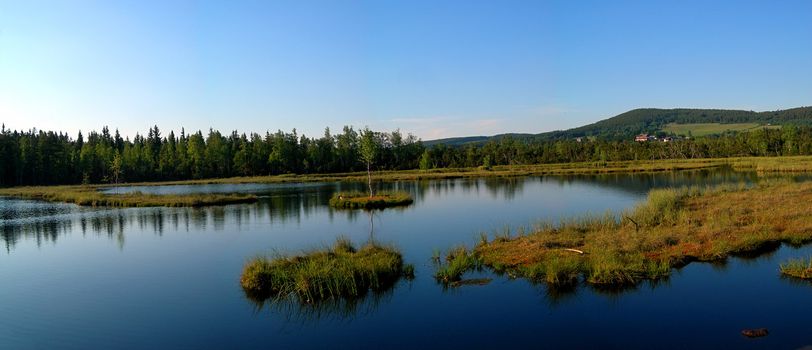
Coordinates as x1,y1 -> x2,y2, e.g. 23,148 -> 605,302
780,257 -> 812,280
328,191 -> 413,209
437,180 -> 812,287
240,238 -> 413,302
0,185 -> 257,207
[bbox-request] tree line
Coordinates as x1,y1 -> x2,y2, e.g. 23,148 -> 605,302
0,125 -> 422,186
2,124 -> 812,187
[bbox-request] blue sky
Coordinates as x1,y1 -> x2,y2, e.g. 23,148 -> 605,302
1,0 -> 810,140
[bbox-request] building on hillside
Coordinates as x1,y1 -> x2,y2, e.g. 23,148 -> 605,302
635,134 -> 650,142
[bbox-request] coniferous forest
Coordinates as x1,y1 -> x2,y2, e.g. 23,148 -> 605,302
2,123 -> 812,187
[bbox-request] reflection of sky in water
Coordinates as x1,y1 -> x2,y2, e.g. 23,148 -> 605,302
2,170 -> 811,349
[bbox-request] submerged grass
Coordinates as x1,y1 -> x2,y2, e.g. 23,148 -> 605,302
328,191 -> 413,209
443,179 -> 812,287
0,185 -> 257,207
780,257 -> 812,279
240,238 -> 412,302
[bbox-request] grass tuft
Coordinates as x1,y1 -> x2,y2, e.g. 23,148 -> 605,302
780,257 -> 812,279
240,238 -> 408,302
433,246 -> 482,284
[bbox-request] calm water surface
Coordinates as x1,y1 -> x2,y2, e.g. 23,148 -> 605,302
2,170 -> 811,349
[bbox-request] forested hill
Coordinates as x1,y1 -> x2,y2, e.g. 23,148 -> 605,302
550,106 -> 812,140
427,106 -> 812,145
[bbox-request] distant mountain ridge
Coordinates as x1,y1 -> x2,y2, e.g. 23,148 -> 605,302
425,106 -> 812,146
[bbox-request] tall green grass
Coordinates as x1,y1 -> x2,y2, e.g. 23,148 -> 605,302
240,238 -> 412,302
433,246 -> 482,283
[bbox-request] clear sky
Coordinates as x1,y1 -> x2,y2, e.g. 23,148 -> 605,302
1,0 -> 810,140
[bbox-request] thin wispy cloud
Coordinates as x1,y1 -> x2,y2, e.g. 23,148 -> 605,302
379,116 -> 507,140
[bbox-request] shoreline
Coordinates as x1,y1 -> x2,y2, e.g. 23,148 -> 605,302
3,155 -> 812,207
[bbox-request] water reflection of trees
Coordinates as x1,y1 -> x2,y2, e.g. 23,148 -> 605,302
0,169 -> 782,253
0,189 -> 341,251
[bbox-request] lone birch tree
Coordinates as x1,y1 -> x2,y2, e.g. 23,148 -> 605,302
359,127 -> 378,197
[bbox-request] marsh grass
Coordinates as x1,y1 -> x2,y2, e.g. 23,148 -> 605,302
328,191 -> 413,209
450,180 -> 812,287
780,257 -> 812,279
0,185 -> 257,207
433,246 -> 483,284
240,238 -> 410,303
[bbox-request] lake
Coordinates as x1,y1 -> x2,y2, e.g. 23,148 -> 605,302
2,169 -> 811,349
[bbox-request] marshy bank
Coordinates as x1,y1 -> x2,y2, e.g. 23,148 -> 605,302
240,238 -> 414,304
50,155 -> 812,189
436,179 -> 812,287
328,191 -> 413,209
0,185 -> 257,207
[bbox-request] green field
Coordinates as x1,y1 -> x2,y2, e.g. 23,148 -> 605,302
662,122 -> 779,137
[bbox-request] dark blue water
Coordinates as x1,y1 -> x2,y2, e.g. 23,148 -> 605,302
2,170 -> 811,349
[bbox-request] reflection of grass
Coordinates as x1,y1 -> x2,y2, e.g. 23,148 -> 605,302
445,180 -> 812,287
0,185 -> 257,207
328,191 -> 413,209
780,257 -> 812,279
248,283 -> 397,322
240,238 -> 412,302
